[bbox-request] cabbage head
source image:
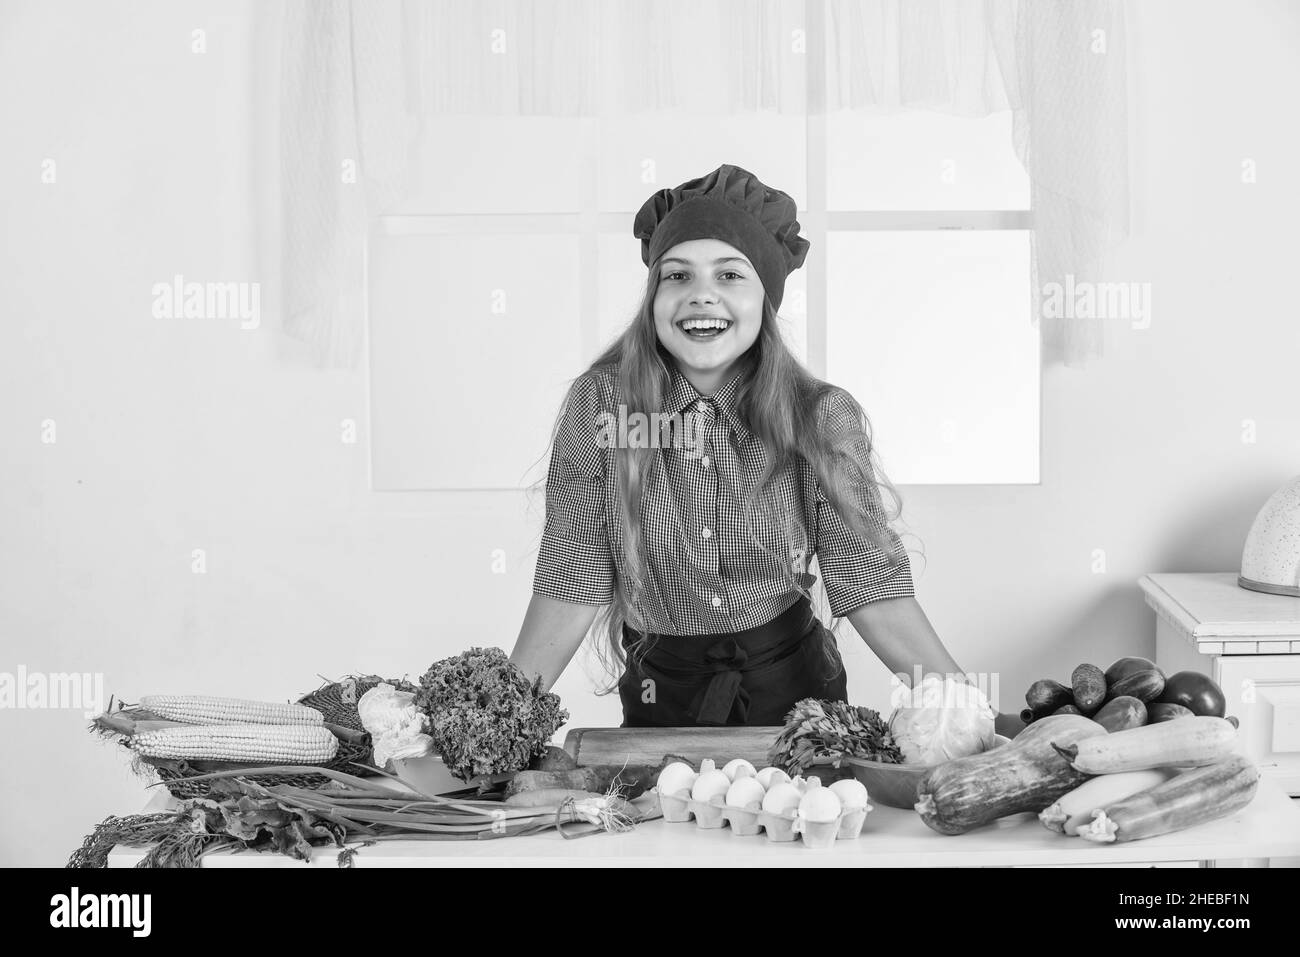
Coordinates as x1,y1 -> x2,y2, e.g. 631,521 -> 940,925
888,674 -> 996,765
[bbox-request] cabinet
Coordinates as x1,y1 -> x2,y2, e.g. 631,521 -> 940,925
1139,573 -> 1300,796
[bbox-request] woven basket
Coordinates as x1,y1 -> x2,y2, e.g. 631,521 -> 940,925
295,674 -> 419,732
139,736 -> 377,799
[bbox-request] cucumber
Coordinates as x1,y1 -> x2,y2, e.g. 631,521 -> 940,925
1076,754 -> 1259,843
1071,663 -> 1107,716
1024,679 -> 1074,720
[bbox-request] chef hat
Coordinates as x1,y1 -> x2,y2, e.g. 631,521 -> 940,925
633,164 -> 810,312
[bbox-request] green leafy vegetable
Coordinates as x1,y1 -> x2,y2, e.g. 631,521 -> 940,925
414,647 -> 569,782
768,698 -> 902,776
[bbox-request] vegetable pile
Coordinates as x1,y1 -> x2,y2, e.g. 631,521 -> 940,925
913,702 -> 1259,844
1020,657 -> 1233,729
413,647 -> 568,782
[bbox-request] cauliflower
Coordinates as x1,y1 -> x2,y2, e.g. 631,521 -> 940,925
357,682 -> 434,767
888,674 -> 996,766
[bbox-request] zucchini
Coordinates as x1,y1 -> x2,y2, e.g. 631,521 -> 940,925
1092,695 -> 1147,732
915,714 -> 1107,835
1076,754 -> 1259,843
1024,679 -> 1074,720
1038,768 -> 1176,834
1052,715 -> 1237,774
1071,663 -> 1106,716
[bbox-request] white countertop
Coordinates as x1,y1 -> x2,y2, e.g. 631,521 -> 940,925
108,778 -> 1300,868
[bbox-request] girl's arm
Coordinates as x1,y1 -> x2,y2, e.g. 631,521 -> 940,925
510,593 -> 603,693
845,595 -> 1027,738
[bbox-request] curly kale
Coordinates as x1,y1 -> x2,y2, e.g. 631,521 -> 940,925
414,647 -> 569,782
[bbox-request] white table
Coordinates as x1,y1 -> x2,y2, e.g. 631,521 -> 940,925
109,778 -> 1300,868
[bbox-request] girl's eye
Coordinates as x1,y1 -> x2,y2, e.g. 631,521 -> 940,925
662,270 -> 745,281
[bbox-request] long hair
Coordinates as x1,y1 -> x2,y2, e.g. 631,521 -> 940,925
528,262 -> 921,693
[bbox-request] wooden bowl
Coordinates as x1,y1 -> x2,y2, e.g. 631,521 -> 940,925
842,734 -> 1011,810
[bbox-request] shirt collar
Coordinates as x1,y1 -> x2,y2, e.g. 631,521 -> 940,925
662,364 -> 753,444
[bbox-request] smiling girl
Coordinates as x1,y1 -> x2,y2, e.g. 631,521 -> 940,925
512,164 -> 1020,735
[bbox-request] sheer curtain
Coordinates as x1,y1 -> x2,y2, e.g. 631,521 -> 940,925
278,0 -> 1129,369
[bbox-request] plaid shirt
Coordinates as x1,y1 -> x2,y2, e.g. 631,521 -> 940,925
532,364 -> 914,634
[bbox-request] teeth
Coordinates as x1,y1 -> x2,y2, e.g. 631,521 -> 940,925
681,318 -> 730,331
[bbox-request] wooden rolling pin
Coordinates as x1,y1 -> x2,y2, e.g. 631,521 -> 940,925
561,726 -> 783,768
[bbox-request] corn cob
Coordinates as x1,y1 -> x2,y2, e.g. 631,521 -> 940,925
139,694 -> 324,727
131,723 -> 339,763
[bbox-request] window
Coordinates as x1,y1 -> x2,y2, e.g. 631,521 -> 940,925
369,34 -> 1037,489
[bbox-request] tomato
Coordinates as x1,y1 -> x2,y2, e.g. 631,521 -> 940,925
1157,670 -> 1226,717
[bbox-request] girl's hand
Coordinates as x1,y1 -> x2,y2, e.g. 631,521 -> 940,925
994,710 -> 1027,740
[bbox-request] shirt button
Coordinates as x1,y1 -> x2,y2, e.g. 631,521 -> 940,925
697,400 -> 710,413
701,455 -> 711,468
701,526 -> 712,539
711,594 -> 722,608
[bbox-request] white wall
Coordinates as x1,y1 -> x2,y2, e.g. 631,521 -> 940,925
2,0 -> 1298,866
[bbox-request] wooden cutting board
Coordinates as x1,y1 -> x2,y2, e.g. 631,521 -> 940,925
562,726 -> 783,768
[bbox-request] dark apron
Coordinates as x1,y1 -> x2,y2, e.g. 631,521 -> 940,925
618,594 -> 848,727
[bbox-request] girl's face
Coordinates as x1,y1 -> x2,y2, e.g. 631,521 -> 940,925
653,238 -> 764,388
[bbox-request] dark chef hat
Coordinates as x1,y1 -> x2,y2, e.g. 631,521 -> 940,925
633,164 -> 810,312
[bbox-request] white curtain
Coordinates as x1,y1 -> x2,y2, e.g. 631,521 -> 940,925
279,0 -> 1129,368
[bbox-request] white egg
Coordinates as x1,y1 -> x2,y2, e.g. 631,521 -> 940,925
725,776 -> 766,809
829,778 -> 869,810
755,766 -> 791,790
793,774 -> 821,793
691,769 -> 732,802
655,761 -> 698,798
798,787 -> 843,824
761,781 -> 803,815
722,758 -> 757,782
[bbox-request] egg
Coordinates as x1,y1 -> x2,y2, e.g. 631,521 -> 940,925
755,766 -> 790,790
797,787 -> 843,824
725,776 -> 766,809
761,781 -> 803,816
722,758 -> 757,782
655,761 -> 698,798
691,768 -> 732,802
793,774 -> 821,793
829,778 -> 869,810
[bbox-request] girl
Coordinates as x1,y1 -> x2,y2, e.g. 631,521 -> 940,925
512,164 -> 1021,736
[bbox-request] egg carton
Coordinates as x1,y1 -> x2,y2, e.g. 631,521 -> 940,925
656,790 -> 872,849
